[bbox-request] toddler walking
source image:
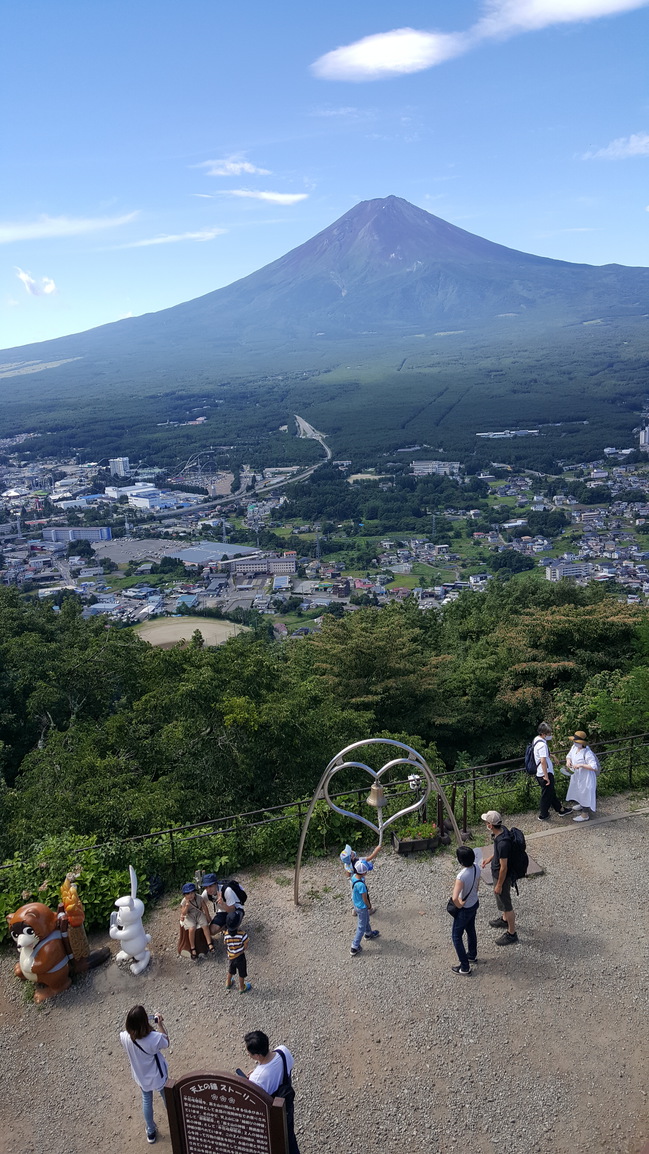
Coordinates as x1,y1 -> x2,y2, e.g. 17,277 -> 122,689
224,912 -> 251,993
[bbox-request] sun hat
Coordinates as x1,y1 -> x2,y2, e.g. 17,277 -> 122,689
571,731 -> 588,744
481,810 -> 503,826
181,882 -> 197,894
202,873 -> 218,887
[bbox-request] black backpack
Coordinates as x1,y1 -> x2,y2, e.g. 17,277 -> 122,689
221,879 -> 247,906
507,827 -> 529,882
524,742 -> 538,776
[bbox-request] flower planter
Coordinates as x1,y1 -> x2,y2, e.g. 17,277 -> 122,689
391,833 -> 440,856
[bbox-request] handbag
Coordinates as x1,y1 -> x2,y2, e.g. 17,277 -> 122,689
447,866 -> 476,918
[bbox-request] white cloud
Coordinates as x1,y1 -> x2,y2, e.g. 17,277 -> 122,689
224,190 -> 309,205
312,1 -> 649,81
15,267 -> 57,296
312,28 -> 467,82
583,131 -> 649,159
0,211 -> 138,244
117,227 -> 227,249
196,155 -> 271,177
476,0 -> 649,37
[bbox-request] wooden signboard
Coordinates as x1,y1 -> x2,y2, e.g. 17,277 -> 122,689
164,1071 -> 288,1154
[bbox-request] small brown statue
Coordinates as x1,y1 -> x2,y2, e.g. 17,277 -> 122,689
8,874 -> 110,1002
7,903 -> 73,1002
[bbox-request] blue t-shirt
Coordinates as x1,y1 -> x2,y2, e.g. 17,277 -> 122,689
351,878 -> 368,910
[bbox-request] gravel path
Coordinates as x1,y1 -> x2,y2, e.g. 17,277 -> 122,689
1,794 -> 647,1154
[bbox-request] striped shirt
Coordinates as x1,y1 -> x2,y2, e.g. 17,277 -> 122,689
224,930 -> 248,959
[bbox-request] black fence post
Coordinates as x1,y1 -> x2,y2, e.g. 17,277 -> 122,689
168,828 -> 175,872
472,766 -> 476,819
462,792 -> 468,834
628,737 -> 635,789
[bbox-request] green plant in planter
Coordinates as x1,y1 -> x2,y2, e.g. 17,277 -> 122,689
394,819 -> 438,841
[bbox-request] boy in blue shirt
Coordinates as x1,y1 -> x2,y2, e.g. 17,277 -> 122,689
350,861 -> 380,956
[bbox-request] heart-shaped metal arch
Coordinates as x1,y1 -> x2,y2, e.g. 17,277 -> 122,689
322,757 -> 429,838
294,738 -> 463,905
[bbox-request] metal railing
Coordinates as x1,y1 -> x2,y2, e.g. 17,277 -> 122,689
3,732 -> 648,875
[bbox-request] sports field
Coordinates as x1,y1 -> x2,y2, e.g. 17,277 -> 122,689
135,616 -> 247,647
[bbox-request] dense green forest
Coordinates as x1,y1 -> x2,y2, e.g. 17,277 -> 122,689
1,578 -> 647,868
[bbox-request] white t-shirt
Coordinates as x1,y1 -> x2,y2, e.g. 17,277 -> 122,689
120,1029 -> 169,1092
248,1047 -> 294,1096
566,744 -> 599,772
456,865 -> 480,908
533,737 -> 554,777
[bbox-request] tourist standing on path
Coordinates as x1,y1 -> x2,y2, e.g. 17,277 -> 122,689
350,861 -> 379,955
244,1031 -> 300,1154
565,730 -> 600,822
119,1005 -> 169,1145
449,846 -> 481,975
534,722 -> 572,822
481,811 -> 519,946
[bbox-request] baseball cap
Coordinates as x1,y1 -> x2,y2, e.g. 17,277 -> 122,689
481,810 -> 503,826
182,882 -> 197,894
354,860 -> 370,875
202,873 -> 218,887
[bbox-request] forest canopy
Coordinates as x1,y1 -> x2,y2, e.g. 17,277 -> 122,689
0,579 -> 647,863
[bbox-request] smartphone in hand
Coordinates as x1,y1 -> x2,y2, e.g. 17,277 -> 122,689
235,1068 -> 247,1078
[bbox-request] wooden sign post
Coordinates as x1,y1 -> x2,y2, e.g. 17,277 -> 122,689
164,1071 -> 288,1154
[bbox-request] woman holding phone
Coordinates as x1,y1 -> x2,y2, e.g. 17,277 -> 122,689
120,1004 -> 169,1145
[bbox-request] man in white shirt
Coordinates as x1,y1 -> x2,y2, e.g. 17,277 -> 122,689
244,1030 -> 299,1154
534,722 -> 572,822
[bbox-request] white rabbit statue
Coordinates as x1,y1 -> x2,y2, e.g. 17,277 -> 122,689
109,866 -> 151,975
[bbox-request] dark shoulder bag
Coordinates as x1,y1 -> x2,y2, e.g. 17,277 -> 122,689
273,1048 -> 295,1104
446,866 -> 476,918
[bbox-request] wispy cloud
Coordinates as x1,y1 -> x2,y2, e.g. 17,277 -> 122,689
117,227 -> 227,249
223,190 -> 309,205
196,155 -> 271,177
0,211 -> 138,244
15,267 -> 57,296
312,0 -> 649,81
310,105 -> 376,120
583,131 -> 649,159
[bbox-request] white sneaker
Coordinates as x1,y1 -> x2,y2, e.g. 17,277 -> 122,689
571,805 -> 583,813
573,813 -> 589,822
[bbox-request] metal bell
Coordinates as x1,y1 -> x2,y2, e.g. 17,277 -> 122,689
366,783 -> 387,808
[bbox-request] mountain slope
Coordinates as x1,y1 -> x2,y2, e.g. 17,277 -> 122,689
3,196 -> 649,372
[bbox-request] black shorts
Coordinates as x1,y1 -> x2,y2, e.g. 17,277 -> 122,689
212,910 -> 243,931
228,954 -> 247,977
495,877 -> 513,913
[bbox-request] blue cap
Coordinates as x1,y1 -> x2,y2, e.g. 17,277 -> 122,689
182,883 -> 196,894
202,873 -> 218,887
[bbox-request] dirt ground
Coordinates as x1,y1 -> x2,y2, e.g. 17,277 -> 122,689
1,797 -> 647,1154
135,617 -> 247,647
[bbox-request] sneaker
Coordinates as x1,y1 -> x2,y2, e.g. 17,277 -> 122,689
495,931 -> 518,946
451,964 -> 472,975
571,804 -> 583,813
537,815 -> 549,822
146,1131 -> 157,1145
489,917 -> 507,928
364,930 -> 380,939
573,813 -> 589,822
240,982 -> 252,994
557,808 -> 572,816
350,946 -> 362,956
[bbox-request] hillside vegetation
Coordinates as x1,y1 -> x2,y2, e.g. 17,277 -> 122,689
1,578 -> 647,865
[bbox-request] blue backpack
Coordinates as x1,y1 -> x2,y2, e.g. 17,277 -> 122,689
524,742 -> 538,776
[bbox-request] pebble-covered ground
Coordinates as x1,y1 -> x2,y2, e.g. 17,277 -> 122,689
1,795 -> 647,1154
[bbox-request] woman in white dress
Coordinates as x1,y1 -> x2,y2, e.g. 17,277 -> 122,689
565,730 -> 600,822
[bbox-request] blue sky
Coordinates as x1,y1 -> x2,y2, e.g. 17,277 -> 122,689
2,0 -> 649,349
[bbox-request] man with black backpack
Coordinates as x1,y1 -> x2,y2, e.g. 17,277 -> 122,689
481,810 -> 526,947
243,1030 -> 300,1154
201,873 -> 247,933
